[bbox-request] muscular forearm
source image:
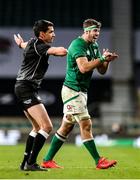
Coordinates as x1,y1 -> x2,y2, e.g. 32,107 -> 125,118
77,57 -> 103,73
97,61 -> 109,74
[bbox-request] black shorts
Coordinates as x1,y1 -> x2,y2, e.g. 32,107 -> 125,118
15,81 -> 42,110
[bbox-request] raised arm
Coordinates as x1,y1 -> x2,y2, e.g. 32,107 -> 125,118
14,34 -> 28,49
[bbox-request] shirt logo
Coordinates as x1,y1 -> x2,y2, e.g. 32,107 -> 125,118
24,99 -> 32,104
86,50 -> 90,55
37,96 -> 41,100
67,105 -> 72,111
94,49 -> 97,55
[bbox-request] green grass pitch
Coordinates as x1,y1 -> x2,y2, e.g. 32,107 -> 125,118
0,143 -> 140,179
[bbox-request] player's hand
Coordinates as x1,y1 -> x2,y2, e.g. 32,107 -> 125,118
102,49 -> 118,62
106,52 -> 118,62
14,34 -> 24,47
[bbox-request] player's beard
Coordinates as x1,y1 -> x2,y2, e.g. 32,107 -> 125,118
91,38 -> 96,43
92,36 -> 99,42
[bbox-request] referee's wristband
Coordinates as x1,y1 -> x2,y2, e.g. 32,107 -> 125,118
99,55 -> 106,63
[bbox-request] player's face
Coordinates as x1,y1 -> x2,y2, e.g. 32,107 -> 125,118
88,28 -> 100,42
42,26 -> 55,43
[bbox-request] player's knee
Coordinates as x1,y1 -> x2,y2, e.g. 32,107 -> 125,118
58,115 -> 75,135
85,124 -> 92,132
82,122 -> 92,132
32,125 -> 40,132
47,125 -> 53,133
63,114 -> 75,124
66,114 -> 73,121
64,123 -> 74,134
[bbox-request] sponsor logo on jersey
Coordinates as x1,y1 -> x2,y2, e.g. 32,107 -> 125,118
23,99 -> 32,104
67,105 -> 73,111
37,95 -> 41,101
86,50 -> 90,55
94,49 -> 97,55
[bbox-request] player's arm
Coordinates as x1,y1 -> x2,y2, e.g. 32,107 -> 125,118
14,34 -> 28,49
97,61 -> 110,74
76,52 -> 118,74
76,56 -> 103,73
47,47 -> 67,56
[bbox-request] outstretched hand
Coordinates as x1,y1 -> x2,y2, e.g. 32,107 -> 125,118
14,34 -> 24,47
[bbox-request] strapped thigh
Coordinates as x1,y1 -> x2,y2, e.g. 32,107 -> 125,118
63,112 -> 91,124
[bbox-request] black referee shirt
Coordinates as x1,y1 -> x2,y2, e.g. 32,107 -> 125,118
16,38 -> 50,87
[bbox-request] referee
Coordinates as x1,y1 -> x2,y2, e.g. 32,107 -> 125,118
14,20 -> 67,171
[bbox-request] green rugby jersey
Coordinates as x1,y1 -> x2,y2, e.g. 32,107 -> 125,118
64,37 -> 102,92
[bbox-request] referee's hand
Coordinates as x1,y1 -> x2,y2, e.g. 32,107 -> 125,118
14,34 -> 24,48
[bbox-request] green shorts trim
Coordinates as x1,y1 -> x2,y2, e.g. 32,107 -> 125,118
63,94 -> 79,104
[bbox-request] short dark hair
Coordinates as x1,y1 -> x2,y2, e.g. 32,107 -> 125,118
83,18 -> 101,29
33,19 -> 54,37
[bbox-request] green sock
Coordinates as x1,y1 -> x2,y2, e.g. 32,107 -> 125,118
83,139 -> 100,164
44,133 -> 65,161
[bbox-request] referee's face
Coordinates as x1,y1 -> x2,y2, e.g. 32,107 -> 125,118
40,26 -> 55,43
